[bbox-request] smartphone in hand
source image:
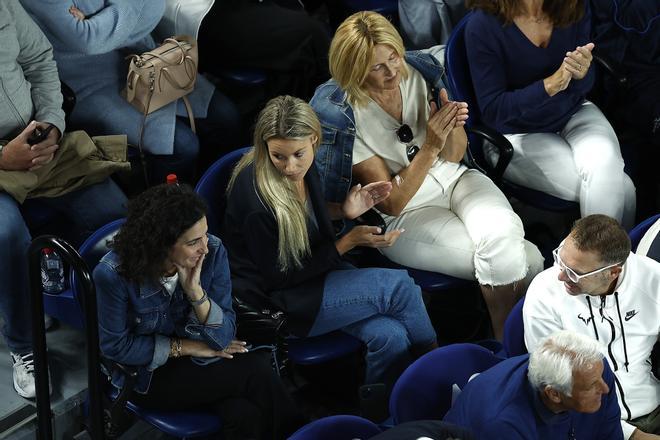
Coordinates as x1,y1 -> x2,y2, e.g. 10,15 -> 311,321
27,124 -> 55,146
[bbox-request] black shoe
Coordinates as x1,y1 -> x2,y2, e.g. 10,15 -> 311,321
359,383 -> 389,423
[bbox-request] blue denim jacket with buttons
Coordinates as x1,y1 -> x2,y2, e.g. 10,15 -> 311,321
310,50 -> 449,203
93,234 -> 236,394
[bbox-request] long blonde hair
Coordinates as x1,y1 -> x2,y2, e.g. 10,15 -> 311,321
228,96 -> 322,272
329,11 -> 409,107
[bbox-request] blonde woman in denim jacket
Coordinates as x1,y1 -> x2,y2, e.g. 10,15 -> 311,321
93,184 -> 301,440
310,11 -> 544,341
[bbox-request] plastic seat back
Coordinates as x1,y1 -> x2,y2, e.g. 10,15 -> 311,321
288,415 -> 381,440
389,343 -> 502,424
503,296 -> 527,358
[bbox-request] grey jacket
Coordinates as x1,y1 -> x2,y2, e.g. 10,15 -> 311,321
0,0 -> 65,140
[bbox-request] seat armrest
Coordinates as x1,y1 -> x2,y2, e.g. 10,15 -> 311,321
592,49 -> 628,88
465,125 -> 513,184
101,358 -> 138,411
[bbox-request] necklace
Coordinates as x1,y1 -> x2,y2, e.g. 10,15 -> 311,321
530,15 -> 545,23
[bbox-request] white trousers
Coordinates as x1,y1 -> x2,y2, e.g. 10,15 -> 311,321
487,101 -> 636,228
382,169 -> 544,286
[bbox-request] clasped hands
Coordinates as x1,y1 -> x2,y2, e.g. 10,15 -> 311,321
424,88 -> 469,154
544,42 -> 595,96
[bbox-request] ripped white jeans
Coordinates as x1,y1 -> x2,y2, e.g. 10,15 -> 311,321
487,100 -> 636,229
381,169 -> 544,286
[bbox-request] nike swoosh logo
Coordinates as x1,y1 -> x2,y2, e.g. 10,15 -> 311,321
624,311 -> 639,321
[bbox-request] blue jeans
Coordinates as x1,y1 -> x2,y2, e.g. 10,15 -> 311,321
308,266 -> 436,386
0,179 -> 126,354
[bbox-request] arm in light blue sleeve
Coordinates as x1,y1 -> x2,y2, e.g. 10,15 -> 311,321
20,0 -> 164,55
464,14 -> 553,130
184,240 -> 236,351
148,334 -> 170,371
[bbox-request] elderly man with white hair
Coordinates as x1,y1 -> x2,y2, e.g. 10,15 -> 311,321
444,330 -> 623,439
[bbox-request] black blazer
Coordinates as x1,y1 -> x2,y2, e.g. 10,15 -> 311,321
223,162 -> 343,336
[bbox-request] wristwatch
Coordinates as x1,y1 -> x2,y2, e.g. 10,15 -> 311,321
0,142 -> 5,168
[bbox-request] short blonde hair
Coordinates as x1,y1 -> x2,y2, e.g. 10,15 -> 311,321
329,11 -> 408,107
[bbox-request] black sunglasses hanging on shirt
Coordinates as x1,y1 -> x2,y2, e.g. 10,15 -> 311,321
396,123 -> 419,161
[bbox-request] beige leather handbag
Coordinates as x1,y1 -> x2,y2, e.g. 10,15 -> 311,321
124,35 -> 198,129
123,35 -> 198,184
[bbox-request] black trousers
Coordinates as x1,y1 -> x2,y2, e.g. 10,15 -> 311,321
198,0 -> 331,101
129,351 -> 303,440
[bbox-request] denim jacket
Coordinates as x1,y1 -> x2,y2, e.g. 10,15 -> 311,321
93,234 -> 236,394
310,50 -> 449,203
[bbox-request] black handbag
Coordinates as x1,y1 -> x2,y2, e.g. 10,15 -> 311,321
354,208 -> 387,234
232,295 -> 287,346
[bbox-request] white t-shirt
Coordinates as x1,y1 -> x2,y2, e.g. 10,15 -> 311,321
352,66 -> 466,214
160,273 -> 179,296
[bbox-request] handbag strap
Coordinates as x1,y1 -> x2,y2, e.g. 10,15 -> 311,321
158,57 -> 197,92
135,71 -> 156,188
141,39 -> 192,66
135,76 -> 196,185
181,95 -> 196,134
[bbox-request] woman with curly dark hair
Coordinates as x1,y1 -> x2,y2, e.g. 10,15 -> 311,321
93,183 -> 302,440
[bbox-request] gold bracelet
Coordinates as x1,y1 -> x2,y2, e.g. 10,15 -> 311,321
170,337 -> 182,358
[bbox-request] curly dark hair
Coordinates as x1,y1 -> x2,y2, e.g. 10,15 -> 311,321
111,183 -> 207,284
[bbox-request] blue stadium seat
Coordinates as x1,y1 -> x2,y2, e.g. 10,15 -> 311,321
389,343 -> 502,424
628,213 -> 660,252
502,296 -> 527,358
288,414 -> 382,440
216,67 -> 268,87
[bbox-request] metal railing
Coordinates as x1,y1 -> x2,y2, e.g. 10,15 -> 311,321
28,236 -> 104,439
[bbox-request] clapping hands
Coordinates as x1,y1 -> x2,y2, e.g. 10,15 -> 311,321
544,42 -> 594,96
342,181 -> 393,219
563,43 -> 594,80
